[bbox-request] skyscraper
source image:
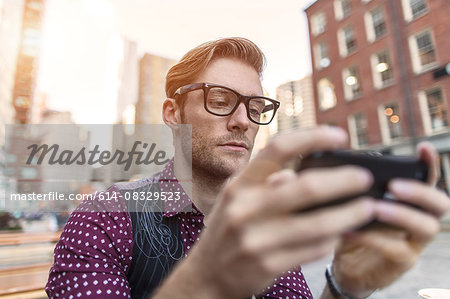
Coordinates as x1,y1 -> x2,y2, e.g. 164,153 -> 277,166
12,0 -> 45,124
0,0 -> 25,145
135,54 -> 176,124
116,38 -> 138,124
276,76 -> 316,132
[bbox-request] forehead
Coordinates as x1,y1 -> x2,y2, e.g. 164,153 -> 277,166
195,57 -> 263,97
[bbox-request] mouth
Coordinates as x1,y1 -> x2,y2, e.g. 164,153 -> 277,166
219,141 -> 249,151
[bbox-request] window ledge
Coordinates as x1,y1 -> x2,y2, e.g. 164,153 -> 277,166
375,81 -> 395,91
382,136 -> 406,146
345,95 -> 363,102
319,106 -> 336,112
406,10 -> 429,23
312,31 -> 325,37
341,50 -> 358,59
414,63 -> 440,75
369,33 -> 387,44
315,65 -> 330,72
427,127 -> 450,136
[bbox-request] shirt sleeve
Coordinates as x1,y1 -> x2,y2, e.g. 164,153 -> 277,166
257,267 -> 313,299
45,185 -> 134,298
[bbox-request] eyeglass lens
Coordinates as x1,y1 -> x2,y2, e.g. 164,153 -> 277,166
206,87 -> 275,124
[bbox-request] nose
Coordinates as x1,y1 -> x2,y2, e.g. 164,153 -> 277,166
227,102 -> 250,132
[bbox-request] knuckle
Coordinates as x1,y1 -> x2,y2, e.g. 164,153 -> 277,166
224,206 -> 244,233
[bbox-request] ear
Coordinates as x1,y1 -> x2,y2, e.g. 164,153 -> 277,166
162,98 -> 182,127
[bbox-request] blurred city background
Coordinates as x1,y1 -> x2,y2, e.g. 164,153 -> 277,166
0,0 -> 449,297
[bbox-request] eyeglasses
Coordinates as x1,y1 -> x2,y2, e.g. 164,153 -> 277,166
174,83 -> 280,125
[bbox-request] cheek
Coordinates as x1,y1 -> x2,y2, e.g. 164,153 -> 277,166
249,124 -> 259,139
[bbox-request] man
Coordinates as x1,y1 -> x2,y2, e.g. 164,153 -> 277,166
46,37 -> 449,299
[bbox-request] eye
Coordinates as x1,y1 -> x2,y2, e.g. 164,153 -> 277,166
248,100 -> 265,115
207,88 -> 236,110
249,108 -> 262,117
208,96 -> 232,108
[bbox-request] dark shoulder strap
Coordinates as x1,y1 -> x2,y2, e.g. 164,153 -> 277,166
122,178 -> 185,299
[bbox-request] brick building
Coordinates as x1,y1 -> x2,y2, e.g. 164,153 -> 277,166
305,0 -> 450,190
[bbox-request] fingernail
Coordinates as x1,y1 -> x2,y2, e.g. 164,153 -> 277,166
390,179 -> 412,197
358,169 -> 373,185
327,126 -> 347,143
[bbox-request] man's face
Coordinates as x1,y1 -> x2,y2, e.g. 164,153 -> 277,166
180,57 -> 262,179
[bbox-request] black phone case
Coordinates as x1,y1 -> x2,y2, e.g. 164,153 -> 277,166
296,150 -> 428,214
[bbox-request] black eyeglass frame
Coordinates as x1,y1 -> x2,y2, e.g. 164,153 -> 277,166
173,82 -> 280,125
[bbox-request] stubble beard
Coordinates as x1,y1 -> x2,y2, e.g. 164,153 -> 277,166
180,129 -> 253,183
179,108 -> 253,183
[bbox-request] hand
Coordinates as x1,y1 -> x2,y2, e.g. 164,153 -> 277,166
154,126 -> 379,299
332,142 -> 450,298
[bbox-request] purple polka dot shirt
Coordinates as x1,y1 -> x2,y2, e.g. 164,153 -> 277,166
46,160 -> 313,298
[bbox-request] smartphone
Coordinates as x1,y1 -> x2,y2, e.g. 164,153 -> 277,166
295,150 -> 429,212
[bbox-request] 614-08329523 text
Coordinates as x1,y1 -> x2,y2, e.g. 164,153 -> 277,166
8,191 -> 182,202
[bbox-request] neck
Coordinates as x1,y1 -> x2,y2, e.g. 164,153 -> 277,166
173,155 -> 228,216
191,168 -> 228,215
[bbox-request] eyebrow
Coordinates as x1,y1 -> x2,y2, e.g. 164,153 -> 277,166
237,90 -> 263,97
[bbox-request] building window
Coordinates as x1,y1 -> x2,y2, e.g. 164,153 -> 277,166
402,0 -> 428,21
378,102 -> 402,144
348,113 -> 368,148
318,78 -> 337,111
371,50 -> 394,88
334,0 -> 352,20
311,12 -> 326,36
365,7 -> 386,42
416,31 -> 436,65
409,30 -> 437,73
411,0 -> 428,18
419,88 -> 449,134
342,66 -> 362,101
338,26 -> 357,57
314,42 -> 330,69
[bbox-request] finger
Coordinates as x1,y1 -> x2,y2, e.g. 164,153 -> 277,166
242,198 -> 375,253
374,201 -> 441,243
236,126 -> 348,185
388,179 -> 450,217
226,166 -> 373,222
417,142 -> 440,185
342,229 -> 422,265
263,166 -> 373,214
262,238 -> 339,275
227,166 -> 373,221
266,169 -> 297,187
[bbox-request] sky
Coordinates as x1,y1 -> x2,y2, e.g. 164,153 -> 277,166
37,0 -> 315,123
